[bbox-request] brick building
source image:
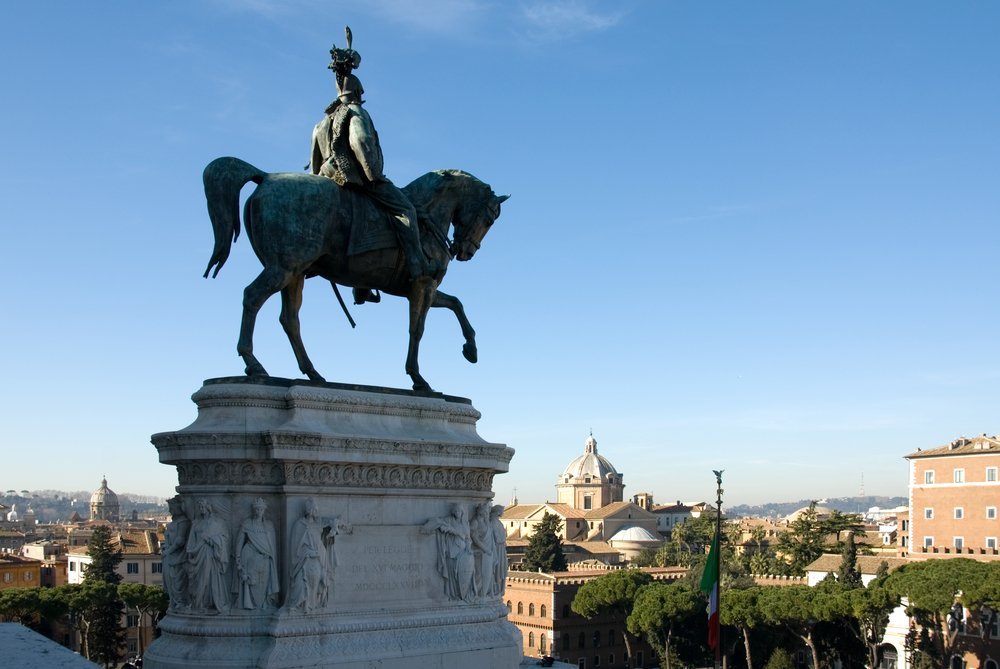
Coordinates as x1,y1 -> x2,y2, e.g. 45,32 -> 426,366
905,434 -> 1000,556
505,567 -> 686,668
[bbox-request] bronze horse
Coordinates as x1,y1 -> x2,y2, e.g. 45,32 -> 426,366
202,157 -> 506,391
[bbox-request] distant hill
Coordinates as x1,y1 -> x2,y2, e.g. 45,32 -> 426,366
727,495 -> 907,519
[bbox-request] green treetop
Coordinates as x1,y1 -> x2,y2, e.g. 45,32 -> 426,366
522,512 -> 568,573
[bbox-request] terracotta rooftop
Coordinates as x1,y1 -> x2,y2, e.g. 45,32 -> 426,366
906,434 -> 1000,459
584,501 -> 654,519
805,554 -> 910,575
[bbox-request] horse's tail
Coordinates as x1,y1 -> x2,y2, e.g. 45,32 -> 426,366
202,156 -> 266,278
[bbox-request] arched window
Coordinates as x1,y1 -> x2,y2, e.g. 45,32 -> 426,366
540,604 -> 547,618
593,630 -> 601,647
517,602 -> 523,615
982,659 -> 997,669
529,603 -> 535,616
528,631 -> 534,648
578,631 -> 586,649
506,600 -> 512,612
562,604 -> 570,618
540,634 -> 547,653
950,656 -> 964,669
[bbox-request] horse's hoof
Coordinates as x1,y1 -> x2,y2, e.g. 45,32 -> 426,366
306,370 -> 326,383
462,343 -> 478,364
412,380 -> 433,393
244,366 -> 269,377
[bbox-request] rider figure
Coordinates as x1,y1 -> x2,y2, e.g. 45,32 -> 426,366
310,45 -> 429,301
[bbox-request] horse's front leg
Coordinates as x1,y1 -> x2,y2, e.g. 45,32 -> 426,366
279,274 -> 325,382
406,277 -> 437,392
238,266 -> 293,377
431,291 -> 477,363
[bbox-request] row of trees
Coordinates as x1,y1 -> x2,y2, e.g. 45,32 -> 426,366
571,545 -> 1000,669
634,502 -> 868,577
0,526 -> 168,668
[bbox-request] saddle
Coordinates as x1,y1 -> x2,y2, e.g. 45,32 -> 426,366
343,188 -> 402,257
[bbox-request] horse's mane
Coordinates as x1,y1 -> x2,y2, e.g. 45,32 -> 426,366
403,169 -> 492,212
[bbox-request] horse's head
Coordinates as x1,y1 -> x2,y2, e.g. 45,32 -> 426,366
451,178 -> 509,262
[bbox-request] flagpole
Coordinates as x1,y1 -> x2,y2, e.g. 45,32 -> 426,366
713,470 -> 724,669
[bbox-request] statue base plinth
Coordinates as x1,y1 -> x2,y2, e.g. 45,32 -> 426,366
144,378 -> 520,669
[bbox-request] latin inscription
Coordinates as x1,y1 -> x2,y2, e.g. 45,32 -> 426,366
344,534 -> 431,597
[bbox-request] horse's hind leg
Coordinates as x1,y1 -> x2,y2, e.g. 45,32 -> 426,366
279,275 -> 325,382
238,266 -> 293,377
431,290 -> 477,363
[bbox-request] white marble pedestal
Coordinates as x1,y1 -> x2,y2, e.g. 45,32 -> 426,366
144,377 -> 521,669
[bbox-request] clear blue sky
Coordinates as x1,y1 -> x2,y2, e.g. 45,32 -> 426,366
2,1 -> 998,507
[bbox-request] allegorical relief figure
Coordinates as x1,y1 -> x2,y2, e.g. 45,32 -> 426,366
422,504 -> 475,602
287,499 -> 352,612
186,498 -> 231,614
234,498 -> 279,610
470,502 -> 494,598
489,504 -> 508,597
162,496 -> 191,609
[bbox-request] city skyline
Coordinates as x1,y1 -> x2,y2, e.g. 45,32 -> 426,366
2,2 -> 998,506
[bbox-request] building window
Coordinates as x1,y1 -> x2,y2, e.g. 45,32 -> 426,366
506,601 -> 511,612
152,562 -> 163,574
540,604 -> 547,618
528,632 -> 534,648
578,659 -> 585,669
985,659 -> 998,669
955,508 -> 964,520
23,572 -> 32,581
925,508 -> 934,519
529,603 -> 535,616
987,537 -> 997,550
2,573 -> 11,583
517,602 -> 523,615
954,469 -> 965,483
583,496 -> 593,510
987,467 -> 998,482
579,632 -> 586,649
69,562 -> 76,572
593,630 -> 601,647
127,562 -> 139,574
562,635 -> 570,650
924,536 -> 934,549
563,604 -> 570,618
127,614 -> 139,627
609,654 -> 614,666
608,629 -> 615,646
594,656 -> 600,667
924,470 -> 935,484
954,537 -> 964,550
989,507 -> 998,520
540,634 -> 547,653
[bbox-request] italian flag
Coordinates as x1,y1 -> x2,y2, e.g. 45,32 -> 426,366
699,531 -> 720,651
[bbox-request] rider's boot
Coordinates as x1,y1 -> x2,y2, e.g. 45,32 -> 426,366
352,288 -> 380,305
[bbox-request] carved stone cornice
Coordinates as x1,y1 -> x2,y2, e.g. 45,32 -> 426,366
174,460 -> 496,491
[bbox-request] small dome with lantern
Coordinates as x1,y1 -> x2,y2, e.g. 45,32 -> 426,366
89,477 -> 121,522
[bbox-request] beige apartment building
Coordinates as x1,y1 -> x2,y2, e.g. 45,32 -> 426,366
906,434 -> 1000,556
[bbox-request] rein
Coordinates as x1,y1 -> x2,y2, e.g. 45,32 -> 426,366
422,214 -> 456,259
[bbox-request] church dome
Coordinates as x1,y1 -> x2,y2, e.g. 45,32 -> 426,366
90,477 -> 121,522
559,434 -> 619,482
